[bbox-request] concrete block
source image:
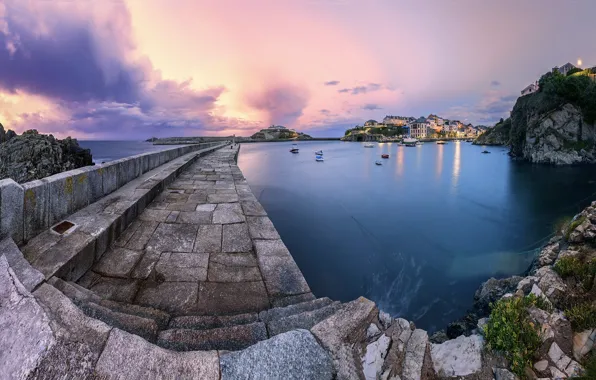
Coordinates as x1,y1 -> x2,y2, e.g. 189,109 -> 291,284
0,237 -> 44,292
22,179 -> 49,242
116,159 -> 131,188
101,161 -> 119,195
149,151 -> 160,170
140,153 -> 150,174
78,165 -> 103,203
0,179 -> 25,244
159,151 -> 168,166
32,230 -> 96,281
46,172 -> 75,226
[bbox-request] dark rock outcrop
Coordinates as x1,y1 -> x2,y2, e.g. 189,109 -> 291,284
473,276 -> 523,315
0,128 -> 93,183
473,118 -> 511,146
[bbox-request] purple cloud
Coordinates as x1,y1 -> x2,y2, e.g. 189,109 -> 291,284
338,82 -> 383,95
244,84 -> 309,126
324,80 -> 340,86
361,103 -> 382,111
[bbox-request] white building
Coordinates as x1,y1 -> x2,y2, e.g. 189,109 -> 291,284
521,81 -> 539,96
409,117 -> 429,138
553,62 -> 577,76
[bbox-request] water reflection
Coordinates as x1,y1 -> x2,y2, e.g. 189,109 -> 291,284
451,141 -> 461,192
396,147 -> 404,177
436,144 -> 443,178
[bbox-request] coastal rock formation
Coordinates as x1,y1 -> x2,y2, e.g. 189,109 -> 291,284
250,125 -> 312,141
474,118 -> 512,146
0,128 -> 93,183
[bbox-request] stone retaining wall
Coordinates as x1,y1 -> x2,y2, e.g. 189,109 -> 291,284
0,142 -> 226,245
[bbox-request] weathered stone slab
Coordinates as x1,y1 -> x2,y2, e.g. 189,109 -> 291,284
222,223 -> 252,252
254,239 -> 310,298
155,251 -> 208,282
0,237 -> 44,291
95,328 -> 219,379
196,203 -> 217,212
260,297 -> 333,323
169,313 -> 258,330
22,179 -> 49,242
272,292 -> 316,307
125,221 -> 159,250
158,322 -> 267,351
207,193 -> 239,203
131,250 -> 162,279
176,211 -> 212,224
0,256 -> 57,379
135,281 -> 198,314
247,216 -> 280,240
94,247 -> 143,278
166,202 -> 199,211
220,329 -> 333,380
197,281 -> 269,315
100,299 -> 170,330
431,334 -> 483,377
362,334 -> 391,380
114,219 -> 141,247
32,230 -> 96,281
146,223 -> 198,253
139,209 -> 171,222
48,276 -> 102,304
213,203 -> 245,224
78,272 -> 140,303
45,172 -> 75,227
268,302 -> 343,336
241,201 -> 267,216
0,179 -> 24,244
208,253 -> 261,282
194,224 -> 222,253
403,329 -> 431,380
82,301 -> 159,342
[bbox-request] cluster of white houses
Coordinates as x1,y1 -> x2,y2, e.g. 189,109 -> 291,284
520,62 -> 596,96
358,115 -> 483,139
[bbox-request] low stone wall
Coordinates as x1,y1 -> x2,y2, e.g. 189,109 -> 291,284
0,142 -> 226,245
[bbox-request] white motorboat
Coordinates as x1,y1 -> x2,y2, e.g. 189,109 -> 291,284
290,143 -> 299,153
316,155 -> 324,162
315,150 -> 323,155
375,160 -> 383,165
364,143 -> 375,148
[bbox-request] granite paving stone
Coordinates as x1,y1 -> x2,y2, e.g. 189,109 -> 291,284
247,216 -> 281,240
197,281 -> 269,315
114,220 -> 142,247
165,211 -> 179,222
166,202 -> 199,211
139,209 -> 171,222
194,224 -> 222,253
188,193 -> 207,203
176,211 -> 212,224
77,272 -> 140,303
196,203 -> 217,212
125,221 -> 159,250
207,193 -> 239,203
222,223 -> 252,252
208,252 -> 261,282
155,252 -> 209,282
241,201 -> 267,216
135,282 -> 198,315
146,223 -> 198,253
93,247 -> 143,278
213,203 -> 245,224
131,250 -> 162,279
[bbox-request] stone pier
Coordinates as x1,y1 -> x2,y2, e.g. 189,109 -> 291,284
0,144 -> 531,379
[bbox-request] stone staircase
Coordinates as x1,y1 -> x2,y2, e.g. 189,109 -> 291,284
50,276 -> 343,351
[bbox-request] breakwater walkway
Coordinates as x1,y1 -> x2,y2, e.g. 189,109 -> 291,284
1,143 -> 542,379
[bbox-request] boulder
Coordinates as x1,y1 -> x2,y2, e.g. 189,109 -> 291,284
536,242 -> 560,267
493,368 -> 518,380
430,334 -> 483,377
361,334 -> 391,380
528,307 -> 573,358
534,267 -> 567,307
573,328 -> 596,361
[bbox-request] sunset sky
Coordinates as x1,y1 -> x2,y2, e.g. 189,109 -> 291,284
0,0 -> 595,139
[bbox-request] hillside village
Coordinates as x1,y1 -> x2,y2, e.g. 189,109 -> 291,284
343,114 -> 488,142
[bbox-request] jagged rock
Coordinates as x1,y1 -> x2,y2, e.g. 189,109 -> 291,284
573,328 -> 596,361
534,360 -> 548,372
382,319 -> 414,379
536,242 -> 560,267
379,310 -> 393,330
362,334 -> 391,380
534,267 -> 567,307
430,334 -> 483,377
474,276 -> 523,315
474,118 -> 511,146
477,318 -> 488,336
0,129 -> 93,183
367,323 -> 382,340
429,330 -> 449,344
445,312 -> 479,339
516,276 -> 539,294
528,307 -> 573,358
493,368 -> 518,380
402,329 -> 434,380
548,342 -> 584,377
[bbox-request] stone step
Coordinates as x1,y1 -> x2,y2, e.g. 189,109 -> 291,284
157,322 -> 267,351
99,299 -> 171,330
47,277 -> 101,304
259,297 -> 334,323
168,312 -> 257,330
80,302 -> 159,343
267,302 -> 343,337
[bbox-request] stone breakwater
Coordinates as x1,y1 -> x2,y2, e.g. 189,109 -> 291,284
0,144 -> 594,379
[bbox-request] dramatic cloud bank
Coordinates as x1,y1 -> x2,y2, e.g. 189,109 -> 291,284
0,0 -> 595,138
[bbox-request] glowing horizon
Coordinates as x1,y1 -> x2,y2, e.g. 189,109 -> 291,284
0,0 -> 595,139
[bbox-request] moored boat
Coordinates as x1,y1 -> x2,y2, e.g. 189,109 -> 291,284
403,137 -> 417,147
375,160 -> 383,165
315,150 -> 323,155
316,155 -> 324,162
364,143 -> 375,148
381,154 -> 389,159
481,150 -> 490,154
436,141 -> 447,144
290,143 -> 299,153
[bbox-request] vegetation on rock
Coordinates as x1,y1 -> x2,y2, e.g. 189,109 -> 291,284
484,294 -> 545,377
473,118 -> 511,145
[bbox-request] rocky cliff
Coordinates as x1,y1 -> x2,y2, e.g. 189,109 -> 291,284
474,118 -> 512,146
0,128 -> 93,183
250,128 -> 312,141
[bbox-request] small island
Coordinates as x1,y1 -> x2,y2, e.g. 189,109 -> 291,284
249,125 -> 312,141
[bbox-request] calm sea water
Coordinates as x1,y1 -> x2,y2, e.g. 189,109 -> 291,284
238,141 -> 596,332
79,141 -> 186,164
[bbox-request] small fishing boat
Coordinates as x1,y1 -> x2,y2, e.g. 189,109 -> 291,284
315,155 -> 324,162
403,137 -> 417,147
315,150 -> 323,155
436,141 -> 447,144
375,160 -> 383,165
290,144 -> 299,153
481,150 -> 490,154
364,143 -> 375,148
397,143 -> 405,146
416,141 -> 423,146
381,154 -> 389,159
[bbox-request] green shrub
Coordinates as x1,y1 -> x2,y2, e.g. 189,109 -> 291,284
553,215 -> 574,235
484,296 -> 543,377
564,215 -> 587,240
578,352 -> 596,379
554,255 -> 596,292
565,302 -> 596,331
